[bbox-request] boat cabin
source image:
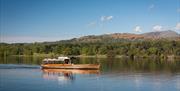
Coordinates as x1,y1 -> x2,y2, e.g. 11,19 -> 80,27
42,57 -> 72,64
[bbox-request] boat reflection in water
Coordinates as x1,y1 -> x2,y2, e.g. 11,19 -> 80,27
42,69 -> 100,84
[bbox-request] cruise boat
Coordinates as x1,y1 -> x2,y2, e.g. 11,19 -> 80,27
41,57 -> 100,69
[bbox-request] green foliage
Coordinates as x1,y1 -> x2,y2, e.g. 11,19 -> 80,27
148,47 -> 158,55
0,40 -> 180,58
107,50 -> 116,58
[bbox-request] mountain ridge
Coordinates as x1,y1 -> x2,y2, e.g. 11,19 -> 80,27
67,30 -> 180,43
2,30 -> 179,44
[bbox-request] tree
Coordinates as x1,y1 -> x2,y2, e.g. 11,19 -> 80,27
63,47 -> 71,55
148,47 -> 158,55
98,46 -> 107,55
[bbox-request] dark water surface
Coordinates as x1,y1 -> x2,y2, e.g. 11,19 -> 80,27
0,56 -> 180,91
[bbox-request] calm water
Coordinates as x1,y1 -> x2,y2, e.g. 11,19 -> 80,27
0,56 -> 180,91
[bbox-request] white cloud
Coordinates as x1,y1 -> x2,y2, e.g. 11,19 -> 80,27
149,4 -> 155,10
87,21 -> 97,27
101,16 -> 105,21
153,25 -> 163,31
134,26 -> 142,32
87,15 -> 113,28
106,16 -> 113,20
100,16 -> 113,22
175,23 -> 180,30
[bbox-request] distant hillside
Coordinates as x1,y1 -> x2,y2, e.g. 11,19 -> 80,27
141,30 -> 179,39
63,30 -> 180,43
9,30 -> 178,44
73,33 -> 144,43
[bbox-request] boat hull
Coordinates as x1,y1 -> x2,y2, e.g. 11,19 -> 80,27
41,64 -> 100,69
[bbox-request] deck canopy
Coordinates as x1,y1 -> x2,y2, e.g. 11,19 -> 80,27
43,57 -> 70,62
58,57 -> 70,61
43,58 -> 57,62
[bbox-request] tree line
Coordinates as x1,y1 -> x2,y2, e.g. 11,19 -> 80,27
0,40 -> 180,58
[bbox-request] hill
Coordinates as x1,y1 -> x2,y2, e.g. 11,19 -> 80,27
141,30 -> 179,39
62,30 -> 180,43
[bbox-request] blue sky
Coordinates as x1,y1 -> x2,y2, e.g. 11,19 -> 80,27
1,0 -> 180,43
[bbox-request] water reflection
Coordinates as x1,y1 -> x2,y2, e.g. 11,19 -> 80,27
1,56 -> 180,91
99,58 -> 180,74
42,69 -> 100,84
1,56 -> 180,73
176,76 -> 180,90
0,56 -> 43,65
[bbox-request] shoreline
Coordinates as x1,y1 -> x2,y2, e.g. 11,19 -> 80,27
5,54 -> 180,59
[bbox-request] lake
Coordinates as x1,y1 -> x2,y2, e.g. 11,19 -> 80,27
0,56 -> 180,91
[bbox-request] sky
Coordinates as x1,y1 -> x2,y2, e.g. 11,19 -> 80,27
0,0 -> 180,43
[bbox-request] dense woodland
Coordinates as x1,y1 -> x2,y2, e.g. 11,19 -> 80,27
0,39 -> 180,58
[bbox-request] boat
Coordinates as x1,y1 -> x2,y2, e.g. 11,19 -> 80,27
41,57 -> 100,69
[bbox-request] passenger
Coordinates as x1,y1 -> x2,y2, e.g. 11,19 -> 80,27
64,59 -> 69,64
